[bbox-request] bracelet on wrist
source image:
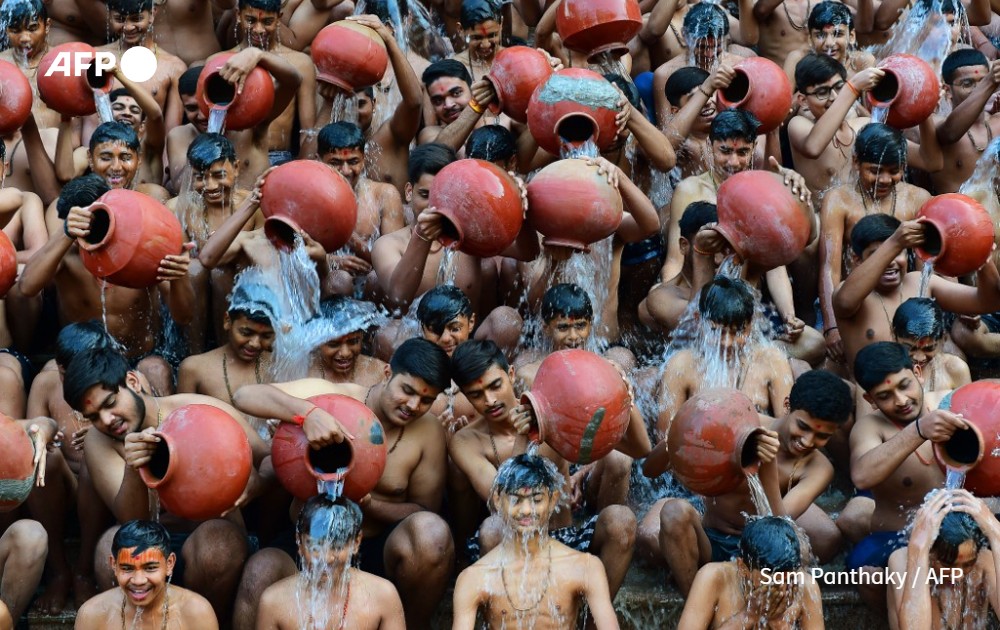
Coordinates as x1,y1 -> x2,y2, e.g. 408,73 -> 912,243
823,326 -> 838,336
412,227 -> 432,243
692,244 -> 712,256
846,80 -> 861,98
63,220 -> 73,239
698,86 -> 713,98
469,98 -> 485,114
916,417 -> 927,440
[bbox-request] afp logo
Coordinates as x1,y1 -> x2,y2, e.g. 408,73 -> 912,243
42,46 -> 157,83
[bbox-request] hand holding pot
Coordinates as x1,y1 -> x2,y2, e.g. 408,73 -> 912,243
848,67 -> 885,94
892,219 -> 927,250
768,156 -> 810,205
414,209 -> 445,243
65,205 -> 93,240
156,242 -> 195,283
124,428 -> 162,470
613,90 -> 631,138
755,428 -> 780,464
330,254 -> 372,275
693,223 -> 729,256
346,14 -> 394,44
470,79 -> 497,109
704,64 -> 736,94
508,171 -> 529,213
538,48 -> 564,72
916,409 -> 968,443
782,315 -> 805,343
219,47 -> 266,95
302,406 -> 354,448
511,401 -> 537,436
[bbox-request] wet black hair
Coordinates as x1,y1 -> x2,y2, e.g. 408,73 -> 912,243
604,72 -> 642,111
296,495 -> 363,547
466,125 -> 516,163
795,53 -> 847,93
679,201 -> 718,241
808,1 -> 854,31
710,109 -> 760,143
739,516 -> 802,572
318,122 -> 365,154
407,143 -> 457,184
56,321 -> 117,369
390,338 -> 451,392
849,213 -> 900,256
422,59 -> 473,89
541,283 -> 593,323
89,121 -> 140,154
893,297 -> 945,341
699,276 -> 755,329
0,0 -> 47,30
855,122 -> 906,167
914,0 -> 960,15
788,370 -> 853,424
932,509 -> 988,565
57,173 -> 110,220
112,520 -> 170,557
227,277 -> 279,328
178,66 -> 203,97
493,452 -> 564,495
417,285 -> 474,335
63,346 -> 132,412
450,339 -> 509,388
460,0 -> 500,28
665,67 -> 710,107
187,133 -> 237,172
942,49 -> 989,84
854,341 -> 914,392
106,0 -> 153,14
683,3 -> 729,39
366,0 -> 409,24
238,0 -> 281,11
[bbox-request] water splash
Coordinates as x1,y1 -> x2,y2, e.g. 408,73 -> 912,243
94,89 -> 114,123
871,105 -> 889,124
318,467 -> 349,498
207,106 -> 227,134
746,472 -> 773,516
329,92 -> 359,126
918,260 -> 934,298
944,467 -> 966,490
436,245 -> 459,286
558,137 -> 600,160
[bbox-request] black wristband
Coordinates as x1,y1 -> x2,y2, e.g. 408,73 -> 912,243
63,220 -> 72,239
916,417 -> 927,440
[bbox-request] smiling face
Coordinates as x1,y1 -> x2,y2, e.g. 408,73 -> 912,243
319,331 -> 364,377
321,147 -> 364,189
111,95 -> 144,131
857,160 -> 903,200
428,77 -> 471,125
711,137 -> 754,179
224,313 -> 274,362
181,93 -> 209,133
192,158 -> 239,207
460,364 -> 517,424
90,141 -> 139,189
378,372 -> 442,427
464,19 -> 501,61
77,377 -> 146,441
864,368 -> 924,423
783,410 -> 839,457
859,239 -> 907,292
112,546 -> 175,608
109,9 -> 153,47
496,486 -> 558,535
810,24 -> 854,62
896,335 -> 939,371
421,314 -> 474,356
238,7 -> 280,49
6,17 -> 48,61
544,316 -> 592,351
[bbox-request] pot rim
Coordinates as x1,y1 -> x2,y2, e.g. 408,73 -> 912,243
303,439 -> 356,482
139,431 -> 173,490
933,422 -> 985,473
584,43 -> 631,64
915,216 -> 948,266
263,215 -> 302,251
520,391 -> 548,445
717,66 -> 753,109
203,71 -> 237,111
76,202 -> 116,252
317,73 -> 357,93
866,67 -> 899,109
732,426 -> 765,477
552,111 -> 600,146
433,207 -> 466,250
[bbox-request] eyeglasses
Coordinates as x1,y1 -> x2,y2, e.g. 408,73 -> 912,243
805,80 -> 846,101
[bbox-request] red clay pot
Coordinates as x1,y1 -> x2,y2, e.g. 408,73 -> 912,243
521,349 -> 631,464
0,230 -> 17,298
865,54 -> 940,129
715,171 -> 811,270
311,21 -> 389,92
0,413 -> 34,512
717,57 -> 792,134
138,404 -> 252,521
486,46 -> 553,124
915,194 -> 994,277
666,388 -> 765,497
933,380 -> 1000,495
196,53 -> 275,131
428,159 -> 524,258
271,394 -> 387,501
527,68 -> 621,156
77,189 -> 184,289
0,59 -> 33,134
526,158 -> 623,251
260,160 -> 358,253
556,0 -> 642,61
37,42 -> 112,117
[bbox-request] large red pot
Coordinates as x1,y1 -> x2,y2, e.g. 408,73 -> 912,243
527,68 -> 621,157
0,59 -> 33,134
260,160 -> 358,253
526,158 -> 623,251
311,21 -> 388,92
0,230 -> 16,297
196,53 -> 275,131
865,54 -> 940,129
37,42 -> 112,117
77,189 -> 184,289
717,57 -> 792,134
0,413 -> 35,512
138,404 -> 252,521
666,388 -> 765,497
933,380 -> 1000,496
270,394 -> 387,501
486,46 -> 553,124
715,171 -> 810,270
521,349 -> 631,464
556,0 -> 642,61
428,159 -> 524,258
915,194 -> 994,277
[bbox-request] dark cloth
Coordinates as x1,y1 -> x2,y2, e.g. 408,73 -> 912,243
846,530 -> 907,570
622,234 -> 665,266
465,515 -> 599,563
0,348 -> 35,391
268,150 -> 294,167
357,520 -> 402,578
705,526 -> 741,563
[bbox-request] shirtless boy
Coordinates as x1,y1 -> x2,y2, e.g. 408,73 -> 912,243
0,0 -> 60,129
893,297 -> 971,408
308,296 -> 388,387
783,2 -> 876,82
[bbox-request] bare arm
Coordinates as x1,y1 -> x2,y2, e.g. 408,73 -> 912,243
54,117 -> 77,184
624,101 -> 676,171
583,555 -> 620,629
452,568 -> 486,630
782,455 -> 833,519
849,415 -> 924,490
21,114 -> 61,206
938,63 -> 1000,145
677,564 -> 725,630
612,164 -> 660,243
448,431 -> 498,500
753,0 -> 786,21
18,206 -> 85,297
198,193 -> 261,269
372,222 -> 435,310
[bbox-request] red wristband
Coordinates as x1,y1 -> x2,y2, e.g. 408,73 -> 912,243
291,406 -> 321,426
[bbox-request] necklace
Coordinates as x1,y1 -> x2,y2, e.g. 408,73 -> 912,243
304,576 -> 351,630
120,585 -> 169,630
874,292 -> 896,331
487,423 -> 521,468
832,123 -> 856,157
782,0 -> 811,31
859,183 -> 897,217
500,542 -> 553,612
887,415 -> 933,465
967,116 -> 994,153
669,22 -> 688,49
222,352 -> 262,404
387,425 -> 405,454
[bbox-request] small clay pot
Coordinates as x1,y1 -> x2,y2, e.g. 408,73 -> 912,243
196,53 -> 276,131
0,59 -> 33,134
934,380 -> 1000,496
865,54 -> 940,129
37,42 -> 112,117
0,413 -> 35,512
526,68 -> 621,157
716,57 -> 793,134
915,193 -> 995,277
555,0 -> 643,61
311,21 -> 389,92
526,158 -> 623,251
486,46 -> 554,124
0,230 -> 16,298
259,160 -> 358,253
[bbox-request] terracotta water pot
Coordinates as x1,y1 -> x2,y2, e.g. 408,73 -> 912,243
915,193 -> 994,277
138,405 -> 252,521
865,54 -> 940,129
428,159 -> 524,258
260,160 -> 358,253
667,388 -> 765,497
521,349 -> 631,464
0,413 -> 34,512
715,171 -> 810,270
0,59 -> 33,134
527,68 -> 621,156
526,158 -> 623,251
77,189 -> 184,289
196,53 -> 275,131
271,394 -> 388,501
486,46 -> 553,123
0,230 -> 16,298
717,57 -> 792,134
555,0 -> 642,61
311,21 -> 388,92
37,42 -> 112,117
933,380 -> 1000,496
